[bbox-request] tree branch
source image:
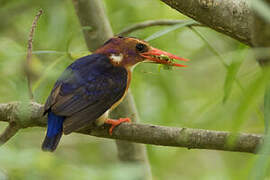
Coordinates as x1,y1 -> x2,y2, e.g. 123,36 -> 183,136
161,0 -> 253,46
0,122 -> 19,145
0,102 -> 264,154
109,91 -> 152,176
72,0 -> 113,50
251,0 -> 270,66
118,19 -> 201,36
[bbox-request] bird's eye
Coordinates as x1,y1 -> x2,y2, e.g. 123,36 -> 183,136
136,43 -> 147,53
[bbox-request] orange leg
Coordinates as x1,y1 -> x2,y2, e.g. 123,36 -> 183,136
105,118 -> 131,135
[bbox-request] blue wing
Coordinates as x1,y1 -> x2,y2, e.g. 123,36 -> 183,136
44,54 -> 128,134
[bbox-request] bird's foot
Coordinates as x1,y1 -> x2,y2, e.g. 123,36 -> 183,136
105,118 -> 131,135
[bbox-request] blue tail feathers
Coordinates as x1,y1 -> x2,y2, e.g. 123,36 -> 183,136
42,111 -> 65,152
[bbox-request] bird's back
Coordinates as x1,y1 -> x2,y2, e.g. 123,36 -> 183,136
44,54 -> 128,134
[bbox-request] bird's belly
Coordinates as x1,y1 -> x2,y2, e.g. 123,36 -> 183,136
95,110 -> 109,126
94,91 -> 128,126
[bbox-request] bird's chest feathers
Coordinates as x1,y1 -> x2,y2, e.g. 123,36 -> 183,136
110,68 -> 131,110
95,69 -> 131,126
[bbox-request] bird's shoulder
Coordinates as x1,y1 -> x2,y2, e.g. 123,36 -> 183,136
59,54 -> 126,94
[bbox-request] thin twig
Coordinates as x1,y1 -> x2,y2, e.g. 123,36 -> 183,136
118,19 -> 202,36
26,9 -> 43,100
0,122 -> 20,146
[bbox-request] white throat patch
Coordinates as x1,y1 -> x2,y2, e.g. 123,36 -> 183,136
110,53 -> 123,64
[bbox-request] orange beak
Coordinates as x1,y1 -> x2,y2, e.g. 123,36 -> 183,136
140,48 -> 189,67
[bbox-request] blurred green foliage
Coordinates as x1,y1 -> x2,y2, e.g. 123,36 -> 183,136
0,0 -> 269,179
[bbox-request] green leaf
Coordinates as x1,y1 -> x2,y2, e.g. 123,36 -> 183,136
190,27 -> 264,123
223,50 -> 245,103
32,55 -> 67,92
32,50 -> 66,55
81,26 -> 92,31
189,27 -> 228,67
226,70 -> 269,150
232,72 -> 267,133
145,20 -> 198,42
223,62 -> 239,103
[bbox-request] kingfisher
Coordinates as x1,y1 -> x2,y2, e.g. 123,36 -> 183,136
42,36 -> 188,152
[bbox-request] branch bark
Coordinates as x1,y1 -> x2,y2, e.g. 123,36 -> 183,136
161,0 -> 253,46
72,0 -> 113,50
251,0 -> 270,66
0,122 -> 19,145
0,102 -> 264,154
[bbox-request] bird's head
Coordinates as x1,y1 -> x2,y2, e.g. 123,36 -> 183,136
95,36 -> 188,68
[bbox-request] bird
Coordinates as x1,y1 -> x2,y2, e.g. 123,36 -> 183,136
42,36 -> 188,152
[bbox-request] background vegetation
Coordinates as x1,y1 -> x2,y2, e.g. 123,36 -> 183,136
0,0 -> 267,179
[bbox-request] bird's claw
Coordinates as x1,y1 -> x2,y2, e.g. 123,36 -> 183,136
105,118 -> 131,135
